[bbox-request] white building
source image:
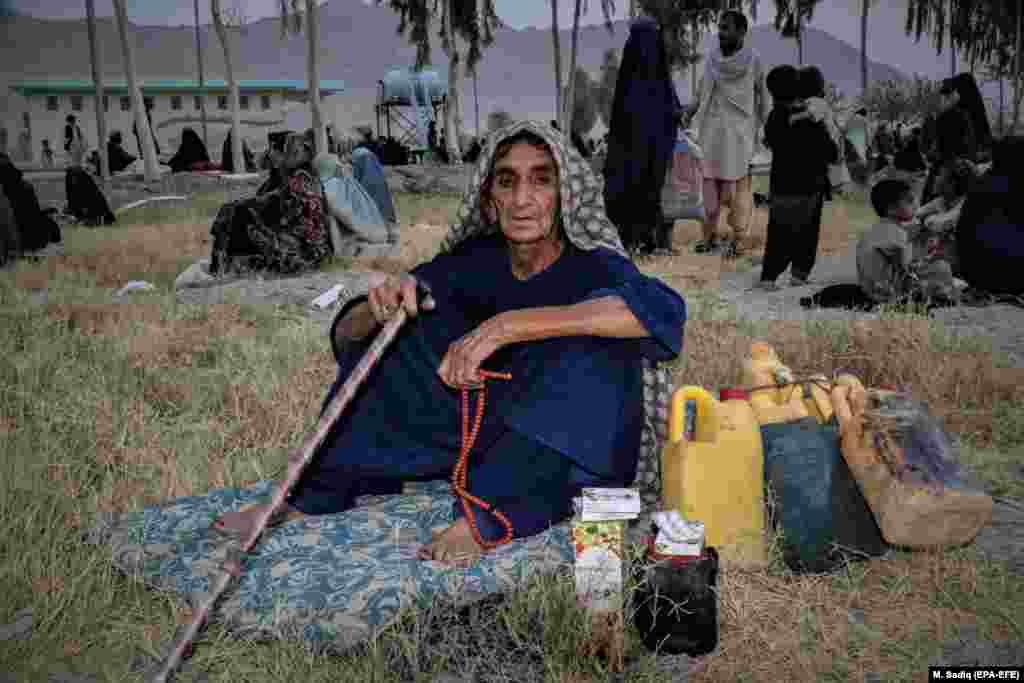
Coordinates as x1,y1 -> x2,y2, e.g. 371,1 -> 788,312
4,79 -> 345,165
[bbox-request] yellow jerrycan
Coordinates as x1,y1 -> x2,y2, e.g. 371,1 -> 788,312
742,342 -> 810,425
661,385 -> 767,568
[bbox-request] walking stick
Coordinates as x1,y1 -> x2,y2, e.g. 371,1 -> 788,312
149,288 -> 424,683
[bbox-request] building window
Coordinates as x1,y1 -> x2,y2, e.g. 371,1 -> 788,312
46,96 -> 59,111
103,95 -> 110,112
70,95 -> 83,111
260,94 -> 271,110
194,95 -> 202,111
239,95 -> 249,110
217,95 -> 228,110
143,96 -> 154,111
120,96 -> 131,111
170,95 -> 183,111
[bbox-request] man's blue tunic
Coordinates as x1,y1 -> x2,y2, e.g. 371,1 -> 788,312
288,233 -> 686,540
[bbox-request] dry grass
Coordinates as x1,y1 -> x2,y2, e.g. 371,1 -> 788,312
0,187 -> 1021,682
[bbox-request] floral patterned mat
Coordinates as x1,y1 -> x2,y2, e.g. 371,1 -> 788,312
84,479 -> 573,652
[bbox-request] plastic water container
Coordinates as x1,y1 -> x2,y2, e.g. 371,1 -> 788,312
661,386 -> 767,568
742,342 -> 809,425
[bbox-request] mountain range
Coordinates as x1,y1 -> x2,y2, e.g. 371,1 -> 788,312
0,0 -> 1007,136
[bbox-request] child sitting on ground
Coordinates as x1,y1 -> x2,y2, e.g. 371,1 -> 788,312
756,64 -> 838,290
857,179 -> 956,305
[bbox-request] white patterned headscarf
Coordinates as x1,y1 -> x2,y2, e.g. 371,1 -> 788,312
442,119 -> 671,512
442,120 -> 625,256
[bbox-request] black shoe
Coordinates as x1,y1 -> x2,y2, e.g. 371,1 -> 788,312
693,239 -> 720,254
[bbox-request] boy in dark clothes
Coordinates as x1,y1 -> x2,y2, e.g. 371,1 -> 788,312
755,65 -> 839,290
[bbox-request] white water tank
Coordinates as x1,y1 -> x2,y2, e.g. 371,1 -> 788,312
379,68 -> 447,105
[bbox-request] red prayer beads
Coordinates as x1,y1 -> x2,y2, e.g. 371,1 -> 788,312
451,369 -> 514,550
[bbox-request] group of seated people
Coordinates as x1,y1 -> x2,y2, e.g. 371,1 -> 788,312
209,128 -> 399,276
806,134 -> 1023,310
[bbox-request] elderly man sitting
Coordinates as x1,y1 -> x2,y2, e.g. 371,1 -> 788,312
213,121 -> 687,565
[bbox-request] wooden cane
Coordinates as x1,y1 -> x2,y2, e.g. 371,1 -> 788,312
149,295 -> 418,682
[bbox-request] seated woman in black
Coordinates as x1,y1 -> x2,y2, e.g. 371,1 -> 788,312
168,128 -> 211,174
955,136 -> 1024,296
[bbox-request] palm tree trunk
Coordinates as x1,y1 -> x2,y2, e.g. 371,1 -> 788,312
473,69 -> 480,136
1014,0 -> 1024,131
194,0 -> 209,149
86,0 -> 108,181
860,0 -> 869,96
949,0 -> 956,78
211,0 -> 242,176
111,0 -> 158,181
564,0 -> 583,135
306,0 -> 327,156
691,17 -> 700,103
999,67 -> 1006,135
551,0 -> 563,127
443,0 -> 462,163
797,22 -> 803,66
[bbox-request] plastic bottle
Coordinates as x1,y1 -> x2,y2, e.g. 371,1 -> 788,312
661,386 -> 767,568
742,342 -> 809,425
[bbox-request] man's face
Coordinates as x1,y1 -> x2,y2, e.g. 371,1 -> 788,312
718,16 -> 744,53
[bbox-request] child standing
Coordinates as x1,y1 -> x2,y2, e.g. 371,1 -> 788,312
756,64 -> 838,290
857,179 -> 955,304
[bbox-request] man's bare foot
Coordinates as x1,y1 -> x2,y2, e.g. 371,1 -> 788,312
417,517 -> 485,566
212,502 -> 305,539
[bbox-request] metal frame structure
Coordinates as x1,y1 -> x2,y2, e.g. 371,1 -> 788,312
374,80 -> 447,148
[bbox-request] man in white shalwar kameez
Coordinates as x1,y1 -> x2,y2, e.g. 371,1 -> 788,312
689,10 -> 769,258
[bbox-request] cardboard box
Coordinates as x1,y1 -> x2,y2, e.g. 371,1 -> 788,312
573,518 -> 625,613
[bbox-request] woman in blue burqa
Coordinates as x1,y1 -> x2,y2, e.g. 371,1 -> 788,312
213,121 -> 687,564
603,15 -> 681,255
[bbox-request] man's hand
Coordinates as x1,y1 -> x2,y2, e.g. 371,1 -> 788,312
438,315 -> 509,389
367,273 -> 434,325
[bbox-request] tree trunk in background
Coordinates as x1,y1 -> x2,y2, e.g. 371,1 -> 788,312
564,0 -> 583,135
998,70 -> 1005,135
860,0 -> 869,96
86,0 -> 108,181
949,0 -> 955,78
211,0 -> 242,176
691,18 -> 700,104
1014,0 -> 1023,132
796,20 -> 803,66
111,0 -> 158,181
551,0 -> 563,128
473,69 -> 480,136
443,0 -> 462,163
307,0 -> 327,156
194,0 -> 209,149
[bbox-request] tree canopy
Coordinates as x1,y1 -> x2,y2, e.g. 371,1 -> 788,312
376,0 -> 502,76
